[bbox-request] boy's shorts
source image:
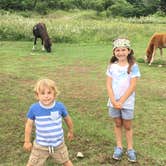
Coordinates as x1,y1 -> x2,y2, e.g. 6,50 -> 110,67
109,107 -> 134,120
27,141 -> 69,166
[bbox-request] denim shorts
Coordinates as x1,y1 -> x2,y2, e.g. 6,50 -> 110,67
109,107 -> 134,120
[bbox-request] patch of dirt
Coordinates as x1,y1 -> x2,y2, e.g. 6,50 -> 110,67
54,63 -> 105,101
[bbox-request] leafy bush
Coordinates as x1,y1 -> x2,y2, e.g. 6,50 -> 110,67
35,1 -> 48,15
107,0 -> 135,17
153,10 -> 166,17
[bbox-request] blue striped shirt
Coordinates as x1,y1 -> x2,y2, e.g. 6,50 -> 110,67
27,101 -> 68,147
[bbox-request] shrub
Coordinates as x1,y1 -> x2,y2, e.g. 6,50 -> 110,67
108,0 -> 135,17
35,2 -> 48,15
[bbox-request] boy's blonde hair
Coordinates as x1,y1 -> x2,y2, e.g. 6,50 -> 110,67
34,78 -> 60,97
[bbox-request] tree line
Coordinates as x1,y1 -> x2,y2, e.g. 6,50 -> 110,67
0,0 -> 166,17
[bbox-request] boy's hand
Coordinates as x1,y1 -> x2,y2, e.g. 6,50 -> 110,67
23,142 -> 32,152
67,130 -> 74,141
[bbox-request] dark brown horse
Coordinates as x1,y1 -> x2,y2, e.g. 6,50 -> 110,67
32,23 -> 52,52
145,33 -> 166,65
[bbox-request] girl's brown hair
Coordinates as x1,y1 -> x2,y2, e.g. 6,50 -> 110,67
110,49 -> 135,74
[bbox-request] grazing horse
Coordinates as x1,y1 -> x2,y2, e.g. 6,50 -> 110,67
32,23 -> 52,52
145,33 -> 166,65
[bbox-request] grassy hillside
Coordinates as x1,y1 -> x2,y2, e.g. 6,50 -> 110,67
0,11 -> 166,166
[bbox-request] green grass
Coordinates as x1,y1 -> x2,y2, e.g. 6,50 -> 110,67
0,40 -> 166,166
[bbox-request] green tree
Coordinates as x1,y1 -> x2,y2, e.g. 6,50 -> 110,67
142,0 -> 160,14
159,0 -> 166,13
108,0 -> 135,17
103,0 -> 114,10
0,0 -> 165,17
0,0 -> 36,10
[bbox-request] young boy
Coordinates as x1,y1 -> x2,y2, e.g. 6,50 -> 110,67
23,78 -> 74,166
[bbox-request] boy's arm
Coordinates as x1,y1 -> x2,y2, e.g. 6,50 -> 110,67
23,119 -> 33,151
64,115 -> 74,141
118,77 -> 138,105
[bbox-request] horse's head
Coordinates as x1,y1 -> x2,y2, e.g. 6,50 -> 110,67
44,38 -> 52,52
145,53 -> 151,64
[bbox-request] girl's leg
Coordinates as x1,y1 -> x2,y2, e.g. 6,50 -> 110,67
123,119 -> 137,162
123,119 -> 133,149
63,160 -> 73,166
114,118 -> 123,148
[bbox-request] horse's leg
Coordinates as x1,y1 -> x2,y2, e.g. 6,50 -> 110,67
32,37 -> 37,50
41,39 -> 45,51
159,48 -> 163,58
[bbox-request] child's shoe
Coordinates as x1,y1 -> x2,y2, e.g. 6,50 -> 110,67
126,149 -> 137,162
112,147 -> 123,160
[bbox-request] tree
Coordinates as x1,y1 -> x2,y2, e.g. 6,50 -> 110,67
159,0 -> 166,13
33,0 -> 38,8
108,0 -> 135,17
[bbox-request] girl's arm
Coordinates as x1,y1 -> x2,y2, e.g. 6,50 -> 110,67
23,119 -> 33,151
118,77 -> 138,104
64,115 -> 74,141
106,76 -> 121,109
106,76 -> 116,104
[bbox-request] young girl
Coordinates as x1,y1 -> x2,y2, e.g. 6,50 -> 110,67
23,78 -> 74,166
106,38 -> 141,162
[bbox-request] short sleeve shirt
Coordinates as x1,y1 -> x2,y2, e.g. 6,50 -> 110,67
27,101 -> 68,147
106,63 -> 141,109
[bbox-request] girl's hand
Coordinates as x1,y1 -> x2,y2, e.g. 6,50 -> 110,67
67,130 -> 74,141
114,104 -> 122,110
23,142 -> 32,152
112,101 -> 122,110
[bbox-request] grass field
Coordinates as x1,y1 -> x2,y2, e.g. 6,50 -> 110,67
0,40 -> 166,166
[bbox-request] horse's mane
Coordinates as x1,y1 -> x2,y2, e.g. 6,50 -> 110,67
146,35 -> 155,55
38,23 -> 49,39
146,41 -> 154,55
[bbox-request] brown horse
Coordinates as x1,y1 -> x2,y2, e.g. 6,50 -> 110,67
32,23 -> 52,52
145,33 -> 166,65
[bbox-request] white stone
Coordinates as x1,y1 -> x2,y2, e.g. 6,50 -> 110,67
76,152 -> 84,158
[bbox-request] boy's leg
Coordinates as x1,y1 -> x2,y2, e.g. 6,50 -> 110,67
63,160 -> 73,166
114,118 -> 123,148
52,142 -> 72,165
27,142 -> 49,166
123,120 -> 133,150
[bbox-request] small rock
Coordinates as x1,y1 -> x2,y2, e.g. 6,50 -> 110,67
76,152 -> 84,158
